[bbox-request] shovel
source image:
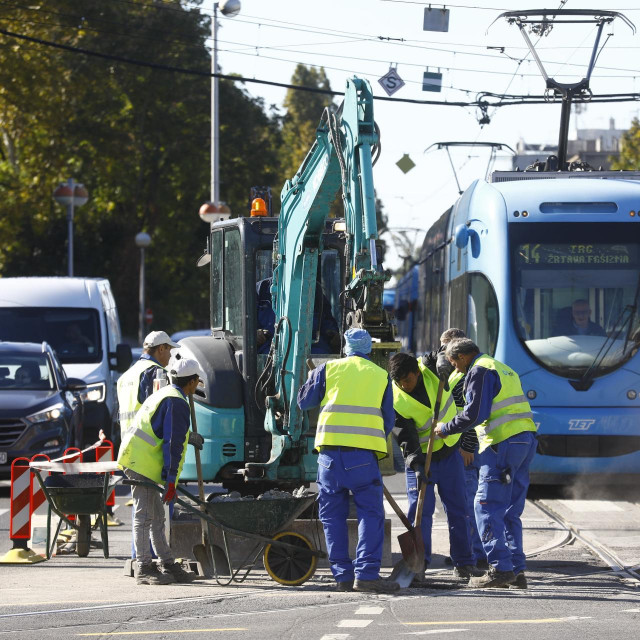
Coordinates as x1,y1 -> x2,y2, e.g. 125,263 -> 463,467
188,393 -> 214,578
389,378 -> 446,588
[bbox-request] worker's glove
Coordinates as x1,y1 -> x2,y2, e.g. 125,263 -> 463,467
410,460 -> 428,486
162,482 -> 176,504
436,352 -> 454,389
188,432 -> 204,450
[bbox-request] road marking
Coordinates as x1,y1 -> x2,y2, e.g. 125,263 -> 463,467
337,620 -> 372,628
0,508 -> 9,517
0,591 -> 264,619
77,630 -> 247,636
402,631 -> 468,636
621,609 -> 640,612
320,636 -> 350,640
355,606 -> 384,615
405,617 -> 592,626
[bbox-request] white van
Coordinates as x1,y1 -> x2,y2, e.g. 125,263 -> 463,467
0,277 -> 132,443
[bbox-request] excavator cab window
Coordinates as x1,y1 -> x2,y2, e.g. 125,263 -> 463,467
210,228 -> 244,336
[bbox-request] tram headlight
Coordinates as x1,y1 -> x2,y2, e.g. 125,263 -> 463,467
526,390 -> 537,400
628,390 -> 637,400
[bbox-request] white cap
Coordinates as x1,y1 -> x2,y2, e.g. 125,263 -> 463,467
169,358 -> 205,380
143,330 -> 180,348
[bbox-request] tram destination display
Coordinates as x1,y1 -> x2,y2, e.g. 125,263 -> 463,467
517,243 -> 637,267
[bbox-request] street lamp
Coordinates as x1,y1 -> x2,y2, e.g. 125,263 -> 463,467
53,179 -> 89,277
135,232 -> 151,346
211,0 -> 241,204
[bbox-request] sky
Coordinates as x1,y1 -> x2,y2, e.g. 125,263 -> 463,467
206,0 -> 640,273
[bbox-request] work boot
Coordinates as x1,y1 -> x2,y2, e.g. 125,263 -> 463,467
468,568 -> 516,589
410,570 -> 428,587
136,563 -> 176,585
336,580 -> 354,592
453,564 -> 485,580
161,561 -> 197,583
476,559 -> 490,570
354,578 -> 400,593
509,572 -> 528,589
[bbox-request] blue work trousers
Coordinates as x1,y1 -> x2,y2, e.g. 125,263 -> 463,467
317,447 -> 384,583
463,449 -> 486,564
475,431 -> 537,574
405,450 -> 474,567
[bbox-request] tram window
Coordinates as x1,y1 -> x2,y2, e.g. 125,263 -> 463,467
468,273 -> 498,356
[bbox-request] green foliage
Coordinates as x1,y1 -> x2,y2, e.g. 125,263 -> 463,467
0,1 -> 281,338
610,118 -> 640,170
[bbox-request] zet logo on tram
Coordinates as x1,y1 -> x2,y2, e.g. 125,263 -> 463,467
568,419 -> 596,431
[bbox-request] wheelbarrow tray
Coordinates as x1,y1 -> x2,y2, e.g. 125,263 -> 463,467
44,473 -> 119,515
205,495 -> 315,538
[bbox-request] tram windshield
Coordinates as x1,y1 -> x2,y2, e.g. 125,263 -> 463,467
512,223 -> 640,379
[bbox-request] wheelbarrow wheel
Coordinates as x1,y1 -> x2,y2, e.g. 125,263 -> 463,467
263,531 -> 317,586
76,514 -> 91,557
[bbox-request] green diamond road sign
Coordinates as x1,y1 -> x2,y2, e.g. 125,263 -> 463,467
396,154 -> 416,174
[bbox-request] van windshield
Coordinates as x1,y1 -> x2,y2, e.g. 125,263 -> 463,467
0,308 -> 101,364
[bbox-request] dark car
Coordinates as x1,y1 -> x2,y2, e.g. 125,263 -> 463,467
0,341 -> 86,476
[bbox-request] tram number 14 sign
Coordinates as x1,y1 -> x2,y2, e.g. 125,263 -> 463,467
378,68 -> 405,97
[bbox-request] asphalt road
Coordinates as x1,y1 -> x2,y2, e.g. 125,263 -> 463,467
1,476 -> 640,640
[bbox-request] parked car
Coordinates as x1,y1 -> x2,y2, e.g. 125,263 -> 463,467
0,341 -> 86,477
0,277 -> 132,443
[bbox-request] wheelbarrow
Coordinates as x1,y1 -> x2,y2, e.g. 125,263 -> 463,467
124,479 -> 325,586
31,470 -> 121,559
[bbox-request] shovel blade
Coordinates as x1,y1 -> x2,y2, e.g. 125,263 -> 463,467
193,543 -> 213,579
389,559 -> 417,588
397,528 -> 425,574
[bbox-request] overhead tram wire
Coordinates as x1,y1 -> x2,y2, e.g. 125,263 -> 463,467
0,26 -> 638,108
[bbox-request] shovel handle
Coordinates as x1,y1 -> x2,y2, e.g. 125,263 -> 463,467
383,484 -> 414,532
414,378 -> 445,527
189,394 -> 208,547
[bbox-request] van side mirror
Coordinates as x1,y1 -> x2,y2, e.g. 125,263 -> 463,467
111,343 -> 133,373
66,377 -> 87,391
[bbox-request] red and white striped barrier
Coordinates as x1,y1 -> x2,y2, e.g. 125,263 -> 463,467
0,458 -> 44,564
96,440 -> 115,507
30,454 -> 54,557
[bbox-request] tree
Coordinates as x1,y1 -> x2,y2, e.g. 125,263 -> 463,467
0,1 -> 282,337
610,118 -> 640,170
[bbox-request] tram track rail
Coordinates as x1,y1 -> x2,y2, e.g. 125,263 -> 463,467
529,498 -> 640,584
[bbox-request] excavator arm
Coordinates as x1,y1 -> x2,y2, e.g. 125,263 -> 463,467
255,77 -> 394,480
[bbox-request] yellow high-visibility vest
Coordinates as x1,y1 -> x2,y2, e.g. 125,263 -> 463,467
117,359 -> 163,434
315,356 -> 389,457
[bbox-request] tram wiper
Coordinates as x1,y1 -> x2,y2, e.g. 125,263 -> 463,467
573,301 -> 637,391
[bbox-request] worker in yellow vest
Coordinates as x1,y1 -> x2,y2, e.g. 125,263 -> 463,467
435,339 -> 537,589
389,352 -> 482,583
297,328 -> 398,594
117,330 -> 181,441
117,358 -> 204,586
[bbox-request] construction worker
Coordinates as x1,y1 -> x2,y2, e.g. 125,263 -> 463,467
389,352 -> 481,583
117,330 -> 181,441
117,358 -> 203,585
297,328 -> 398,593
434,338 -> 537,589
425,328 -> 488,570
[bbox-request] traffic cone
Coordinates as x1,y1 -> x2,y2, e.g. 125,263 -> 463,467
0,458 -> 45,564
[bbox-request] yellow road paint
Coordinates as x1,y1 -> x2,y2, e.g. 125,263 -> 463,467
77,629 -> 247,636
405,617 -> 589,626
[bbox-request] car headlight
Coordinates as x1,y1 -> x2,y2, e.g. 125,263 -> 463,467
25,403 -> 65,424
79,382 -> 106,403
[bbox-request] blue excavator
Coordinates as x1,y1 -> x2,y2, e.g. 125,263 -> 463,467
178,77 -> 398,492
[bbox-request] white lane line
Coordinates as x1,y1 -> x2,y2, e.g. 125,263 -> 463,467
320,635 -> 351,640
402,630 -> 468,635
0,508 -> 9,518
556,500 -> 623,512
337,620 -> 372,628
621,609 -> 640,612
355,606 -> 384,615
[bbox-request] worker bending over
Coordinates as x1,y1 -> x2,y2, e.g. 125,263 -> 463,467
389,352 -> 481,582
297,328 -> 398,593
117,358 -> 204,586
435,339 -> 537,589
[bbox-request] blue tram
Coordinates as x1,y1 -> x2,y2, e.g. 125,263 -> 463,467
409,170 -> 640,484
